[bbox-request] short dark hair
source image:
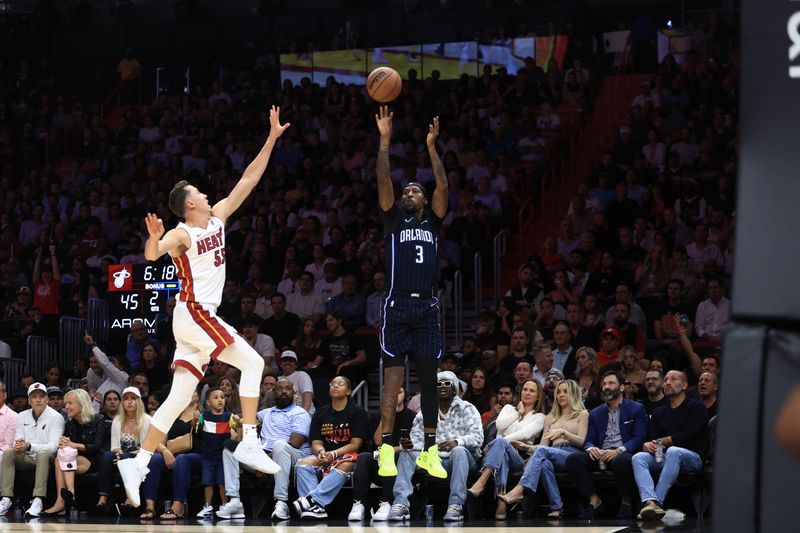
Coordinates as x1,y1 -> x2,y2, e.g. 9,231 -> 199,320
271,292 -> 287,304
241,315 -> 262,329
645,368 -> 664,378
601,370 -> 624,385
668,278 -> 685,290
169,180 -> 191,217
205,386 -> 224,399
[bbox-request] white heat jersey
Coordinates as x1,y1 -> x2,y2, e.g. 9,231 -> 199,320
171,217 -> 227,308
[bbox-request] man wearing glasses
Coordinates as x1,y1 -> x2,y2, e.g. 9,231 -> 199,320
388,371 -> 483,522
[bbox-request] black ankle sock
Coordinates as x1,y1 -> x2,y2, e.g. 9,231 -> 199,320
381,432 -> 395,446
424,432 -> 436,449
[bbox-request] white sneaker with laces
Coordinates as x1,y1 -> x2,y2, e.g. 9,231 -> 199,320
216,498 -> 245,519
443,503 -> 463,521
348,501 -> 365,521
196,503 -> 214,519
117,458 -> 148,508
0,497 -> 12,515
234,439 -> 281,474
25,498 -> 43,517
388,503 -> 410,521
271,500 -> 290,520
372,501 -> 391,521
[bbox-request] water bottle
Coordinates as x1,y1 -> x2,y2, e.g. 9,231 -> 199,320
598,459 -> 607,471
655,439 -> 664,463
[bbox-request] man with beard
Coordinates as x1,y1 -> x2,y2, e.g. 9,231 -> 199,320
610,302 -> 645,359
632,370 -> 708,520
500,327 -> 534,374
641,369 -> 668,416
216,379 -> 312,520
543,369 -> 564,412
566,371 -> 647,519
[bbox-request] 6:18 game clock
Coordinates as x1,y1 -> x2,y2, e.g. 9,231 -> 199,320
107,264 -> 181,333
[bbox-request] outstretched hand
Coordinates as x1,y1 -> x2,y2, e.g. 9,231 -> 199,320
145,213 -> 165,239
375,105 -> 393,139
426,116 -> 440,147
268,105 -> 290,139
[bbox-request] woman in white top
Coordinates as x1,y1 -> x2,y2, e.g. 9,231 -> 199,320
467,379 -> 546,519
95,387 -> 155,516
500,379 -> 589,519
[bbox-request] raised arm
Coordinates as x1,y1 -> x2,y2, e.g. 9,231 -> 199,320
427,116 -> 448,218
375,105 -> 395,212
212,106 -> 290,223
143,213 -> 190,261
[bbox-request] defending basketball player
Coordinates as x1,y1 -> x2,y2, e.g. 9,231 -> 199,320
116,106 -> 290,506
375,105 -> 449,479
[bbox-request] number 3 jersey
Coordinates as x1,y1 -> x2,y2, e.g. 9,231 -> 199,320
382,205 -> 442,292
171,216 -> 227,309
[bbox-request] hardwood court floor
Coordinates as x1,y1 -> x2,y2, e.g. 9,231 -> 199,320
0,517 -> 713,533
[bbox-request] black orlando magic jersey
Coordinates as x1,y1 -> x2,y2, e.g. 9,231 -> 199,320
382,205 -> 442,292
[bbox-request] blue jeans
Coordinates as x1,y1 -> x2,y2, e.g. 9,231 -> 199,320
518,445 -> 580,511
170,453 -> 202,502
482,438 -> 526,488
98,451 -> 163,500
393,446 -> 477,507
632,446 -> 702,505
295,464 -> 348,506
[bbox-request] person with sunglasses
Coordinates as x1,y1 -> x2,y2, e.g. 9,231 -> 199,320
388,371 -> 483,522
291,376 -> 368,519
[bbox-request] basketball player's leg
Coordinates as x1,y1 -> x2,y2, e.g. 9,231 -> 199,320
215,335 -> 280,475
411,299 -> 447,478
378,299 -> 413,476
118,365 -> 200,506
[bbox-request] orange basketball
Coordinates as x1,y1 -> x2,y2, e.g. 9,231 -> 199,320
367,67 -> 402,103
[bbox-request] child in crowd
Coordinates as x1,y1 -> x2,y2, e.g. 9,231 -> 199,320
196,387 -> 236,518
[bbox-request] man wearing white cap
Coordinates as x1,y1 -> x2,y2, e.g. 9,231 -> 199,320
388,371 -> 483,522
0,382 -> 65,517
278,350 -> 314,414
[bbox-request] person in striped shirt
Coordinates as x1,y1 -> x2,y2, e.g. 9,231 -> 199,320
196,387 -> 236,519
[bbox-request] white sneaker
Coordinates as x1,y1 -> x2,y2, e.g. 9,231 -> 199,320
117,458 -> 148,508
196,503 -> 214,519
25,498 -> 43,518
234,439 -> 280,474
271,500 -> 290,520
0,497 -> 12,515
216,498 -> 245,519
443,503 -> 463,521
372,501 -> 391,521
348,500 -> 365,521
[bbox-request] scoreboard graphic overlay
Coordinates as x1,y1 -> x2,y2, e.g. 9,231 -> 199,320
107,264 -> 181,333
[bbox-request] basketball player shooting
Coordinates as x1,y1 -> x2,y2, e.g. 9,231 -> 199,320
375,105 -> 449,479
117,106 -> 290,506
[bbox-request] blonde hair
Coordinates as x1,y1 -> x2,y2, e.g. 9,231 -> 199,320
117,391 -> 147,439
518,379 -> 546,415
548,379 -> 586,423
65,389 -> 96,424
575,346 -> 600,377
620,345 -> 639,369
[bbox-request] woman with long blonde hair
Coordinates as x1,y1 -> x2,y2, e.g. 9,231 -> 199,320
500,380 -> 589,518
43,389 -> 108,516
467,379 -> 547,520
95,387 -> 161,517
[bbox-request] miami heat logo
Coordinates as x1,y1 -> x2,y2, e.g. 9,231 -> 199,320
108,264 -> 134,291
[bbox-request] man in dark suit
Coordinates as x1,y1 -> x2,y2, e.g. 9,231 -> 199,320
565,371 -> 648,519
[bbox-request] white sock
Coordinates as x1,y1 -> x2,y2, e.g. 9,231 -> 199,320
242,424 -> 258,441
135,449 -> 153,468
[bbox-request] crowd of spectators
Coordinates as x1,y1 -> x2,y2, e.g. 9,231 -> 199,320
0,10 -> 736,524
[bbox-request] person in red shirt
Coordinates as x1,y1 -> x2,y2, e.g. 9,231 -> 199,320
32,244 -> 60,316
597,327 -> 622,368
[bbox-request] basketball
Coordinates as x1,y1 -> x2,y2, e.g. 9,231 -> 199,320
367,67 -> 402,103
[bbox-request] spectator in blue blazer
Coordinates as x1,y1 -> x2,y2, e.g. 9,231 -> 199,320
565,371 -> 647,519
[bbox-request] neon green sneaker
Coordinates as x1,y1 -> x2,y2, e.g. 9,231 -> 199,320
416,444 -> 448,479
377,443 -> 398,477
